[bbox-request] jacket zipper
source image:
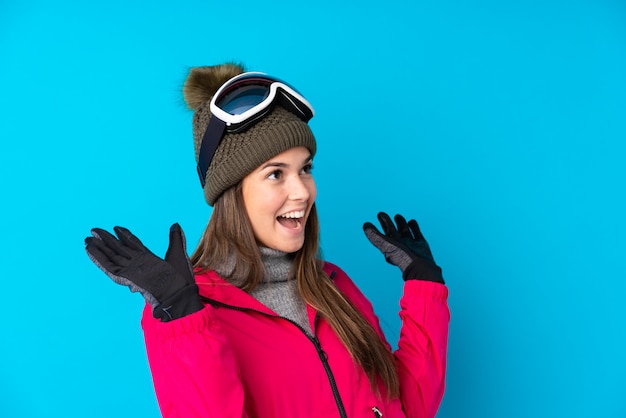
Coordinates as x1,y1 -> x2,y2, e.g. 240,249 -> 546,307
201,297 -> 348,418
312,312 -> 348,418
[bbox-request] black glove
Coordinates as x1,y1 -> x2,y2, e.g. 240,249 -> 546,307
363,212 -> 445,284
85,223 -> 204,321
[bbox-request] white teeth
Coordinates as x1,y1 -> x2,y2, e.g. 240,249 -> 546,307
279,210 -> 305,219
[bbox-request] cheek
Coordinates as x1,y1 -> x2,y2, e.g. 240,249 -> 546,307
308,180 -> 317,203
247,189 -> 281,226
243,186 -> 264,232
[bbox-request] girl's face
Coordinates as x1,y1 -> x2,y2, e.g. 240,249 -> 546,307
242,146 -> 317,253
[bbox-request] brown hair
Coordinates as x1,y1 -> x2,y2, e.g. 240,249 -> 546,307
191,184 -> 400,398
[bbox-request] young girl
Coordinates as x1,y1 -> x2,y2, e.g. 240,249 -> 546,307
85,63 -> 450,418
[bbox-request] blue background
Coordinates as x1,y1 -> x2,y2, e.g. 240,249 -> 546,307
1,0 -> 625,417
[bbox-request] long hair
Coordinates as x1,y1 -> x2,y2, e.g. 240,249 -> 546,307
191,184 -> 400,398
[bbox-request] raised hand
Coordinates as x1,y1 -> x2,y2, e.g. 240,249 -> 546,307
363,212 -> 444,284
85,223 -> 204,321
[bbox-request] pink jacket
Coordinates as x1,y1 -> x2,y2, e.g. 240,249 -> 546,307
141,262 -> 450,418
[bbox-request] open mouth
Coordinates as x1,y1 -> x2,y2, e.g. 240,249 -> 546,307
277,210 -> 305,229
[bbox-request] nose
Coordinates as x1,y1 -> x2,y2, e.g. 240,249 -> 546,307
288,175 -> 311,202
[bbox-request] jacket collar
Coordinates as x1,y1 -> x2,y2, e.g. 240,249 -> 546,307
195,263 -> 338,324
195,270 -> 279,316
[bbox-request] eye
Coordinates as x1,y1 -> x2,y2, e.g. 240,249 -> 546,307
301,163 -> 314,175
267,169 -> 282,180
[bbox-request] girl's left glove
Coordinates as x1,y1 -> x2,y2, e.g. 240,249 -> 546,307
85,223 -> 204,321
363,212 -> 445,284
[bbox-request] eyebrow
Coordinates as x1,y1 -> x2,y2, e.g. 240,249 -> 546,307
261,155 -> 312,170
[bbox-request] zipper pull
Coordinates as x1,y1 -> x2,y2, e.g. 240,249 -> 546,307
372,406 -> 383,417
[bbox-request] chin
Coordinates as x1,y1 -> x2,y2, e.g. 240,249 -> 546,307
273,240 -> 305,254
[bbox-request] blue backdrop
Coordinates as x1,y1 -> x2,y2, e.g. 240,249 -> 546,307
1,0 -> 625,417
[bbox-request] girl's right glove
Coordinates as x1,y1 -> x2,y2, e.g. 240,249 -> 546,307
363,212 -> 445,284
84,223 -> 204,321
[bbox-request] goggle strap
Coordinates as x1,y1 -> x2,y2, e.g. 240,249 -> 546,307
197,117 -> 227,188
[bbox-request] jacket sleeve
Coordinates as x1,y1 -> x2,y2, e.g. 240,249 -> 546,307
325,263 -> 450,416
141,303 -> 248,418
395,280 -> 450,418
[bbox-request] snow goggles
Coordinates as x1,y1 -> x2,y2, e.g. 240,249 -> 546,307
197,72 -> 315,187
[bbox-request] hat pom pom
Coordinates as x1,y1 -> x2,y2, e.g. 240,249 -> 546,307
183,63 -> 245,110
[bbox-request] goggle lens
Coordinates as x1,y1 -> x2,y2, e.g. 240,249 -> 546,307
217,85 -> 270,115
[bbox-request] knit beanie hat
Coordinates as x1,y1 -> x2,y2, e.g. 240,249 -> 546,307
182,63 -> 317,206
